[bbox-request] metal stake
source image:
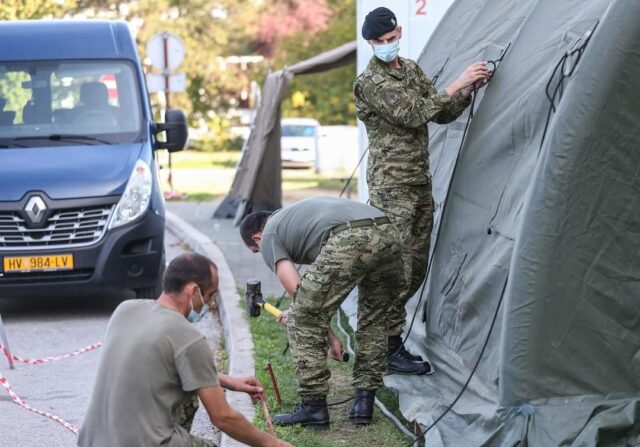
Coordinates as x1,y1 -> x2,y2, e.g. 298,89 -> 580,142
265,362 -> 283,405
0,314 -> 15,369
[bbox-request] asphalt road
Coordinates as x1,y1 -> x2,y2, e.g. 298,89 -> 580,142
0,230 -> 222,446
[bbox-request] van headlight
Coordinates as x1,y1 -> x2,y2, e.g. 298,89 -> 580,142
109,160 -> 152,229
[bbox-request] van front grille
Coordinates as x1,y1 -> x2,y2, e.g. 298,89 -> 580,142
0,268 -> 94,284
0,205 -> 114,250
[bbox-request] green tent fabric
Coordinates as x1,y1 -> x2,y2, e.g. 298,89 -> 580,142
345,0 -> 640,445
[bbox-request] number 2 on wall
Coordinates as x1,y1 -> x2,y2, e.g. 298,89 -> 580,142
416,0 -> 427,16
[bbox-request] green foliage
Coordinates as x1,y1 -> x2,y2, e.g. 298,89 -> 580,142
0,0 -> 75,20
276,0 -> 357,125
189,116 -> 244,152
0,0 -> 78,121
5,1 -> 358,138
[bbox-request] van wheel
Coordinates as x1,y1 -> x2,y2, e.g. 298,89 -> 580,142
135,251 -> 165,299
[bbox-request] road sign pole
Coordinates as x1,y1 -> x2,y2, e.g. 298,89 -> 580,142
163,34 -> 176,197
147,31 -> 185,199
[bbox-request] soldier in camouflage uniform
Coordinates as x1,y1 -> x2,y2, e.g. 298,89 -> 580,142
354,7 -> 492,374
240,197 -> 403,427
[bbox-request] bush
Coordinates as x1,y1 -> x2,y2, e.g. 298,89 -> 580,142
189,134 -> 244,152
189,115 -> 245,152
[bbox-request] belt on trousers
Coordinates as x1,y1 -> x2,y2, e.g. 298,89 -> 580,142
327,216 -> 391,239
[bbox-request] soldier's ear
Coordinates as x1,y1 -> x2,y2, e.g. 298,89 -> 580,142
397,26 -> 403,39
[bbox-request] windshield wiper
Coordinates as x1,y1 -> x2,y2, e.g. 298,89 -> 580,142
13,134 -> 113,145
0,141 -> 28,148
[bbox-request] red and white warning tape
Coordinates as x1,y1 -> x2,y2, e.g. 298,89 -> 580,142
0,372 -> 79,434
0,341 -> 102,436
1,341 -> 102,365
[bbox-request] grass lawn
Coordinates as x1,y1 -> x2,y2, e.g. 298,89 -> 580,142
165,150 -> 241,169
158,151 -> 357,202
247,294 -> 415,447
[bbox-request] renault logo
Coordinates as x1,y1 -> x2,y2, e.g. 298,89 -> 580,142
25,196 -> 47,224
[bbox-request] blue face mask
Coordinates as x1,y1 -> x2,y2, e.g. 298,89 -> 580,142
187,289 -> 208,323
372,40 -> 400,63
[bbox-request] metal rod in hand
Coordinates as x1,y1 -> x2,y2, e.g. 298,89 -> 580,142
265,362 -> 283,405
261,397 -> 276,438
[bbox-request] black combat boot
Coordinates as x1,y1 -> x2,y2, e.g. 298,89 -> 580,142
387,336 -> 433,375
273,398 -> 330,428
388,335 -> 424,362
348,389 -> 376,425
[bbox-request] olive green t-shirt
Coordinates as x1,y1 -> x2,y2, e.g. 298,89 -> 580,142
260,196 -> 384,271
78,300 -> 218,447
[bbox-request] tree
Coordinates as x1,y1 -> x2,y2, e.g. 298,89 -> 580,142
269,0 -> 357,125
254,0 -> 332,57
0,0 -> 75,20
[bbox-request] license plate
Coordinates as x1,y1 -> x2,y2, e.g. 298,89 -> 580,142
3,254 -> 74,273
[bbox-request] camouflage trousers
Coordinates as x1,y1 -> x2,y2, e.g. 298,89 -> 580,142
175,393 -> 218,447
368,185 -> 433,337
287,223 -> 402,400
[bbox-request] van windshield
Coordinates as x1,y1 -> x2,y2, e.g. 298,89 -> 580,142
282,125 -> 316,137
0,61 -> 142,146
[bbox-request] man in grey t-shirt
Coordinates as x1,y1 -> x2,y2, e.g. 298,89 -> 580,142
240,197 -> 423,429
79,252 -> 291,447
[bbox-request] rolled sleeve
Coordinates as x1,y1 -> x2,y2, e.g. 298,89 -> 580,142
175,338 -> 219,392
260,232 -> 292,272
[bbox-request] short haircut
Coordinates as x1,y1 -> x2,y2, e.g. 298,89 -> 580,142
239,211 -> 272,247
162,252 -> 217,294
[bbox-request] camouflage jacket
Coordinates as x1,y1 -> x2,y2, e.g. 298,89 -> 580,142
354,56 -> 471,191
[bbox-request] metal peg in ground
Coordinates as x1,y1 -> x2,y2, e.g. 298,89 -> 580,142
265,362 -> 283,405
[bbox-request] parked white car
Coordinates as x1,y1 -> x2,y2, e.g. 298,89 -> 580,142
281,117 -> 319,168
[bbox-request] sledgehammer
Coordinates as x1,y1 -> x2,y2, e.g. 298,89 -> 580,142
246,280 -> 282,319
245,280 -> 350,363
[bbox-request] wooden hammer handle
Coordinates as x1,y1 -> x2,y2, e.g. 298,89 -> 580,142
261,302 -> 282,318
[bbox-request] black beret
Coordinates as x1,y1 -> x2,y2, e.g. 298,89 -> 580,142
362,7 -> 397,40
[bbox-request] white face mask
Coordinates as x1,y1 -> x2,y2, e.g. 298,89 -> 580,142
187,288 -> 208,323
372,40 -> 400,63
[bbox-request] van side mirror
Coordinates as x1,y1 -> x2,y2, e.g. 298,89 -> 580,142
155,109 -> 188,152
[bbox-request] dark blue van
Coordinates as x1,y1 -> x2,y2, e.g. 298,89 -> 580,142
0,21 -> 187,298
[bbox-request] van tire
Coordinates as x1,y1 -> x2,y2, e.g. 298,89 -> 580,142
135,250 -> 165,299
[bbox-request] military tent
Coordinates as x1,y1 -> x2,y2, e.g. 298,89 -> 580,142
213,41 -> 357,223
360,0 -> 640,444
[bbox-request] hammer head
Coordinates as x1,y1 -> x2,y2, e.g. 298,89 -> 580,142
246,279 -> 264,317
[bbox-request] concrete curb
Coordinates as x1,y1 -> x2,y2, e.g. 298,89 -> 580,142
166,211 -> 255,447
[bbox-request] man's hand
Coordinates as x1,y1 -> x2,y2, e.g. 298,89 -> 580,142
277,310 -> 289,326
327,329 -> 345,362
219,374 -> 264,403
446,61 -> 493,97
198,385 -> 294,446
